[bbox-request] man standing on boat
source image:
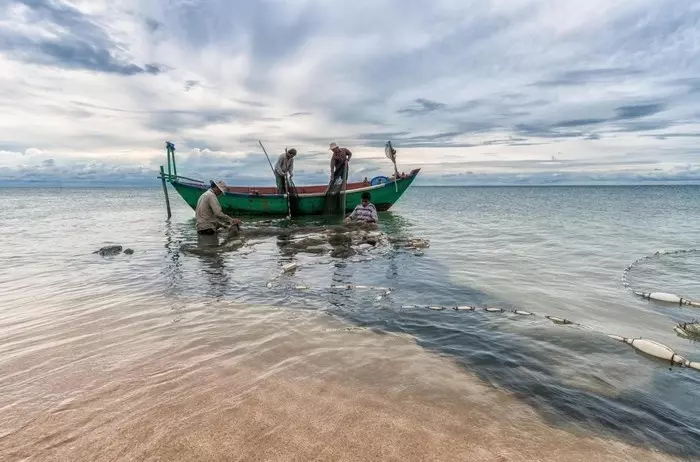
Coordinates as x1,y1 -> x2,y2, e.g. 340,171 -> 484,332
195,180 -> 241,235
274,148 -> 296,194
329,142 -> 352,183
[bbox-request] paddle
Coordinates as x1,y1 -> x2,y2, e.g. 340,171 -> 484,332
258,140 -> 276,176
259,140 -> 292,219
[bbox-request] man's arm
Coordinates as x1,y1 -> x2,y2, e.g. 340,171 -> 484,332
208,192 -> 234,224
289,157 -> 294,176
330,156 -> 335,176
344,148 -> 352,162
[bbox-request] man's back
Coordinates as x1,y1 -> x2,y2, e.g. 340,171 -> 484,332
195,190 -> 218,231
275,153 -> 293,175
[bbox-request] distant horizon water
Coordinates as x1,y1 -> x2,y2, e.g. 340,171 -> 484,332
3,181 -> 700,188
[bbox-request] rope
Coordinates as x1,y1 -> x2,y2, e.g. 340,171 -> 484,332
621,249 -> 700,307
265,260 -> 392,300
259,245 -> 700,372
293,284 -> 392,300
398,303 -> 700,372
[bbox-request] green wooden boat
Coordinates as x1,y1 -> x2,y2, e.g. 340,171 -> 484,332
158,141 -> 420,217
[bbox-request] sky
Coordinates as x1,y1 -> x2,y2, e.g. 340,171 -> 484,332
1,0 -> 699,186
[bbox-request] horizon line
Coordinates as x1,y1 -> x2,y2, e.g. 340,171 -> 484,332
1,182 -> 700,189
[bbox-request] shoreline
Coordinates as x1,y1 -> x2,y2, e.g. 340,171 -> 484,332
0,298 -> 681,461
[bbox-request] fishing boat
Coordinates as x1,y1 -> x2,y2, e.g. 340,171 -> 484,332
157,141 -> 420,217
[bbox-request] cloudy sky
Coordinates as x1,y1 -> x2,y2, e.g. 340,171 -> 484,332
1,0 -> 699,186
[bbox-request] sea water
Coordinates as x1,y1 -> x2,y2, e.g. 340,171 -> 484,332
0,185 -> 699,461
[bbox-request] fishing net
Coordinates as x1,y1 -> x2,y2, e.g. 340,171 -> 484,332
323,163 -> 347,216
286,175 -> 300,216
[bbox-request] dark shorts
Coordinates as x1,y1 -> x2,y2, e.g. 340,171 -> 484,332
197,228 -> 216,235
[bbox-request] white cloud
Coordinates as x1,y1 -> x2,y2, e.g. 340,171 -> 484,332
0,0 -> 699,185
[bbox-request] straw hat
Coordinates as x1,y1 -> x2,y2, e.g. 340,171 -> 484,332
329,142 -> 339,150
213,179 -> 227,194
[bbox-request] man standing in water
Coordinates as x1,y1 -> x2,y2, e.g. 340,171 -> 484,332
274,148 -> 296,193
195,180 -> 241,235
329,142 -> 352,183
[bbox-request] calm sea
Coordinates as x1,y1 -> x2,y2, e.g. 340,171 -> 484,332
1,185 -> 699,461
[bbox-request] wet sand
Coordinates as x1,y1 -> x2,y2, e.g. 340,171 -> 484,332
0,295 -> 679,461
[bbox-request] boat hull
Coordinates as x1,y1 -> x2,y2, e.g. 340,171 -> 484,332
170,170 -> 419,216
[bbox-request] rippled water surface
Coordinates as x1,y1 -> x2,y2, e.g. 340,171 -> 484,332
1,185 -> 699,461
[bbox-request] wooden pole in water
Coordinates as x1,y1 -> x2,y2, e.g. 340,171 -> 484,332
166,145 -> 172,176
160,165 -> 172,219
171,144 -> 177,177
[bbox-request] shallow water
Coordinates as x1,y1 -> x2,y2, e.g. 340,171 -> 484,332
1,185 -> 699,461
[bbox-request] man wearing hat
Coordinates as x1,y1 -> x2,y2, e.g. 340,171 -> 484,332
274,148 -> 296,193
329,142 -> 352,183
195,180 -> 242,235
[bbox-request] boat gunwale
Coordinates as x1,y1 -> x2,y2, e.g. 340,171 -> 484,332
170,168 -> 421,199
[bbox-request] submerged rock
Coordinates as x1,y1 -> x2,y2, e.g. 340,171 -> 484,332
93,245 -> 123,256
222,239 -> 244,251
280,237 -> 327,249
387,236 -> 431,252
328,233 -> 352,247
180,246 -> 219,257
123,248 -> 134,255
278,237 -> 329,256
409,238 -> 430,248
331,246 -> 356,259
303,245 -> 329,254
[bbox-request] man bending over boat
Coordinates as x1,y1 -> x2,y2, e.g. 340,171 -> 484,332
274,148 -> 296,193
329,142 -> 352,183
195,180 -> 242,235
345,191 -> 378,224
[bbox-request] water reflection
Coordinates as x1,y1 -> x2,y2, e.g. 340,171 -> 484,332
163,212 -> 420,316
159,213 -> 700,459
162,221 -> 184,295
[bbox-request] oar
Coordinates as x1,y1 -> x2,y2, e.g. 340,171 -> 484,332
258,140 -> 276,176
259,140 -> 292,219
